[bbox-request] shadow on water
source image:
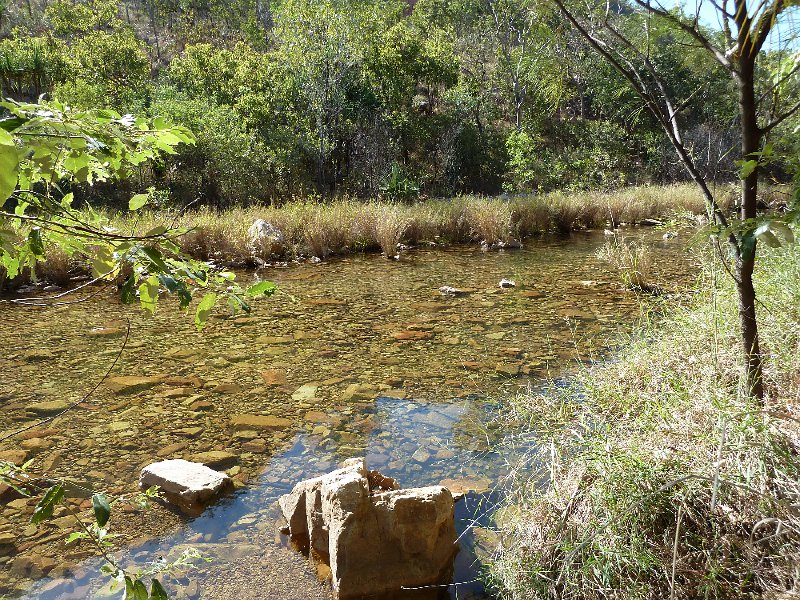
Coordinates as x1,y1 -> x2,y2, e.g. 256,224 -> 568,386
26,395 -> 522,599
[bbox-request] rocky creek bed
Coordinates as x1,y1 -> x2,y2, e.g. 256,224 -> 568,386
0,230 -> 699,599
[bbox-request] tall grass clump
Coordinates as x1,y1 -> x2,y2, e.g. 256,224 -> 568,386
465,197 -> 513,246
510,196 -> 551,238
597,236 -> 655,293
489,244 -> 800,599
370,205 -> 410,258
21,184 -> 781,284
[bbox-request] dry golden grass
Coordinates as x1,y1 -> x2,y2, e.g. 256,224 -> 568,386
11,183 -> 779,284
490,245 -> 800,600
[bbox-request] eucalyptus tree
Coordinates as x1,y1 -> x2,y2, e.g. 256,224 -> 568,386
486,0 -> 564,130
553,0 -> 799,401
273,0 -> 394,193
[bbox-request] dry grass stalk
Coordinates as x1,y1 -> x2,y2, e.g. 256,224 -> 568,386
489,245 -> 800,600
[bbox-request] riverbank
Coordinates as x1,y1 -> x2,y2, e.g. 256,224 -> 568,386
24,183 -> 753,287
489,245 -> 800,598
0,230 -> 695,599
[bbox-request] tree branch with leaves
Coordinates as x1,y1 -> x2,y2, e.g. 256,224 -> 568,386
552,0 -> 799,401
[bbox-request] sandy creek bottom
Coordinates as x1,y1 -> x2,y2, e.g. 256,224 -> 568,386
0,230 -> 698,599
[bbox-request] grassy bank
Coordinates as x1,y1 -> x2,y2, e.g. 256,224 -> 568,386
489,244 -> 800,598
6,182 -> 785,288
127,183 -> 733,263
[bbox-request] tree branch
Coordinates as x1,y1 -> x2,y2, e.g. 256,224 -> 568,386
761,97 -> 800,133
630,0 -> 732,69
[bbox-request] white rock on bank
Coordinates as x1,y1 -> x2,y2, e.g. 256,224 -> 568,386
139,459 -> 233,513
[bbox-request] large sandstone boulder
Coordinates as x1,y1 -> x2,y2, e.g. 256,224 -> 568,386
279,458 -> 458,599
139,459 -> 233,514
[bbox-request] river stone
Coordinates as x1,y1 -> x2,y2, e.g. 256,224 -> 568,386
18,349 -> 56,363
291,384 -> 318,401
156,442 -> 189,457
280,458 -> 458,599
391,330 -> 433,341
231,414 -> 293,431
26,400 -> 70,416
139,459 -> 233,513
0,531 -> 16,545
190,451 -> 239,469
212,383 -> 243,394
0,450 -> 29,465
261,370 -> 288,386
439,477 -> 493,500
106,376 -> 163,395
87,327 -> 125,337
341,383 -> 378,401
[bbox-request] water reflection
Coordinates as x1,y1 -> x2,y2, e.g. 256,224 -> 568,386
26,395 -> 518,599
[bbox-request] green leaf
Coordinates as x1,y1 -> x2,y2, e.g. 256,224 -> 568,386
737,159 -> 758,179
195,293 -> 217,331
129,194 -> 149,211
157,275 -> 179,293
27,228 -> 44,259
133,579 -> 149,600
150,579 -> 168,600
246,281 -> 277,297
176,284 -> 192,310
92,493 -> 111,527
120,275 -> 136,304
769,221 -> 795,244
0,127 -> 15,144
90,245 -> 116,279
140,246 -> 168,272
755,229 -> 781,248
144,225 -> 168,237
740,231 -> 757,261
228,293 -> 251,315
31,484 -> 64,525
65,531 -> 88,544
0,143 -> 18,207
138,275 -> 160,314
125,576 -> 135,599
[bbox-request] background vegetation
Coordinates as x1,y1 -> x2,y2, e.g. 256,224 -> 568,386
2,0 -> 792,207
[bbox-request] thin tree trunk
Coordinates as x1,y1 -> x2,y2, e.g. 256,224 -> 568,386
736,59 -> 764,401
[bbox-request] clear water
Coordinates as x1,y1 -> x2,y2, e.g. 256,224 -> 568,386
0,230 -> 697,599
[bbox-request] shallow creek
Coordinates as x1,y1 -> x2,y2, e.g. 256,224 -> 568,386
0,230 -> 698,599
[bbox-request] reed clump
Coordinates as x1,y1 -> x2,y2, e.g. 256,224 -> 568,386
489,245 -> 800,600
464,197 -> 514,245
14,183 -> 779,286
597,236 -> 655,293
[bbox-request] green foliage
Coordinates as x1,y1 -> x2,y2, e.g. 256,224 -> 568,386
31,484 -> 64,525
55,30 -> 151,109
0,0 -> 795,201
380,162 -> 420,202
45,0 -> 123,36
0,36 -> 69,99
0,98 -> 274,329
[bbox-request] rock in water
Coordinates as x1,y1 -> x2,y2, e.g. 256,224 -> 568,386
139,459 -> 233,514
279,458 -> 458,599
248,219 -> 284,260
